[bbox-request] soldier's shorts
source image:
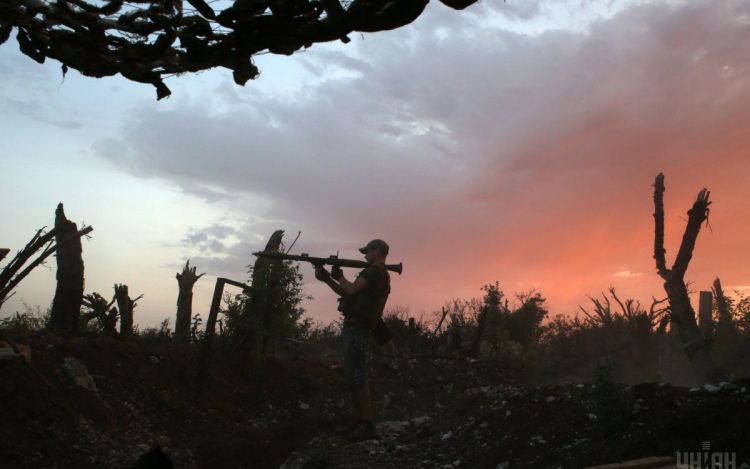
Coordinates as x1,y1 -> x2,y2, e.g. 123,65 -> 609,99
342,324 -> 370,392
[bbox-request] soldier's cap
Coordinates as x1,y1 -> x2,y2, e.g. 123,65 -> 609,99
359,239 -> 389,255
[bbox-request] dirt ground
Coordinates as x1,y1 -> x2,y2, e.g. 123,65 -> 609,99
1,333 -> 748,469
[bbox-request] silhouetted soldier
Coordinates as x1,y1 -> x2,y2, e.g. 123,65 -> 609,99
315,239 -> 391,441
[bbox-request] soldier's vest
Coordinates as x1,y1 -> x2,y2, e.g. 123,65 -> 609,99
340,264 -> 390,329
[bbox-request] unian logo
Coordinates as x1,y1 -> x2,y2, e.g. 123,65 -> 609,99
676,441 -> 737,469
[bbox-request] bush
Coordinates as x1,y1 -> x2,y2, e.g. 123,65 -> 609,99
133,318 -> 172,344
592,358 -> 630,434
220,259 -> 310,358
0,303 -> 49,332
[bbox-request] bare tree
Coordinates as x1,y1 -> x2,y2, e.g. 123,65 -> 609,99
174,260 -> 204,342
653,173 -> 719,383
579,287 -> 668,330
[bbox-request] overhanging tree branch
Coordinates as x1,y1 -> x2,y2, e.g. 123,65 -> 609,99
1,0 -> 480,99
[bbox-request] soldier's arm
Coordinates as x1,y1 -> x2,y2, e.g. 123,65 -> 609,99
337,276 -> 368,297
316,268 -> 368,297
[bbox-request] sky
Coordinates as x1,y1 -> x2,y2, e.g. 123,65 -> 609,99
1,0 -> 750,328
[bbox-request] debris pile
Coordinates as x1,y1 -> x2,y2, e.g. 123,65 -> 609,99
0,333 -> 748,469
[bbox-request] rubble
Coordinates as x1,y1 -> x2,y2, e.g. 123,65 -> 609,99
63,357 -> 97,392
1,334 -> 749,469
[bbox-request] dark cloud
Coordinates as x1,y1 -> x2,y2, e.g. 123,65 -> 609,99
94,0 -> 750,315
183,230 -> 208,245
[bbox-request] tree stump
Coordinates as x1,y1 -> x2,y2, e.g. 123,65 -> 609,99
49,204 -> 85,333
115,284 -> 136,339
712,277 -> 734,335
174,260 -> 204,342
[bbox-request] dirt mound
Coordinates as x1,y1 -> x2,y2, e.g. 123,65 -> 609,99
1,334 -> 748,469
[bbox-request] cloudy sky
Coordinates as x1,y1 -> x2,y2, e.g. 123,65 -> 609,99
2,0 -> 749,328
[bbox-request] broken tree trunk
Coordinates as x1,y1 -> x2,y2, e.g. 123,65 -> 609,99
653,173 -> 719,384
712,277 -> 734,335
114,284 -> 142,339
49,204 -> 85,334
174,260 -> 204,342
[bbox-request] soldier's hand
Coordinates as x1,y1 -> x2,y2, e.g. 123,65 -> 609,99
331,265 -> 343,280
315,267 -> 331,282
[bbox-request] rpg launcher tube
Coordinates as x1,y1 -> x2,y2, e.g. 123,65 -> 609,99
252,251 -> 402,275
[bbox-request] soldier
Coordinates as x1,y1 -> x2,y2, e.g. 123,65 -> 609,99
315,239 -> 391,441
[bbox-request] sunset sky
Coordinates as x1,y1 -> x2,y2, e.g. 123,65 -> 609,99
1,0 -> 749,328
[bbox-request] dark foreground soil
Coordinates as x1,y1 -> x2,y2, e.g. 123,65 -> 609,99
1,333 -> 748,469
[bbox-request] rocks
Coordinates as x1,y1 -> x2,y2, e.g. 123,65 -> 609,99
379,421 -> 408,434
63,357 -> 97,392
442,431 -> 453,440
411,416 -> 432,427
704,384 -> 721,393
545,396 -> 556,403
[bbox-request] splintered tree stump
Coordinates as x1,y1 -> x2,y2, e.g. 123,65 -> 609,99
174,260 -> 204,342
712,277 -> 734,335
115,284 -> 141,339
49,203 -> 85,333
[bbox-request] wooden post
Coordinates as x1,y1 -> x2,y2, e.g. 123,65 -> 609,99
698,291 -> 713,339
197,277 -> 248,385
408,317 -> 416,352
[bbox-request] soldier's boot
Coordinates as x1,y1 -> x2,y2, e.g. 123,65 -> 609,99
345,423 -> 379,442
337,419 -> 362,436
